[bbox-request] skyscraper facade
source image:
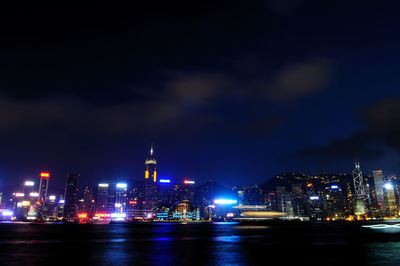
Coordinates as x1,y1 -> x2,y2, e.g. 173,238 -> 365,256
353,161 -> 366,216
384,182 -> 397,217
115,183 -> 128,213
106,182 -> 116,213
82,187 -> 95,217
63,172 -> 80,219
373,170 -> 385,214
144,147 -> 160,212
37,171 -> 50,219
96,183 -> 109,213
38,172 -> 50,204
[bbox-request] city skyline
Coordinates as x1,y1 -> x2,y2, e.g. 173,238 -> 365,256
1,145 -> 399,194
2,149 -> 399,223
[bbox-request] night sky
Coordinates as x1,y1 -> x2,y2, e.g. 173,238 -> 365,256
1,1 -> 400,192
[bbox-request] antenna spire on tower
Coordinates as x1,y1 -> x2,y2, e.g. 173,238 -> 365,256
352,158 -> 366,216
150,145 -> 153,156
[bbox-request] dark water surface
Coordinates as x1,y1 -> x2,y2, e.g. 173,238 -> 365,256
0,222 -> 399,265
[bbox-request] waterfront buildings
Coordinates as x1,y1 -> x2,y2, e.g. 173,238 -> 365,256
2,155 -> 400,222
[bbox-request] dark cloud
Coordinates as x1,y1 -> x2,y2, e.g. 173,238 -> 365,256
264,58 -> 333,102
362,97 -> 400,148
168,73 -> 230,106
286,131 -> 383,162
3,59 -> 332,135
285,96 -> 400,165
0,73 -> 230,134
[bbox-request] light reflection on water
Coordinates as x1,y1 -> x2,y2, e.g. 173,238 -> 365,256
234,225 -> 269,230
213,235 -> 241,242
366,242 -> 400,265
1,223 -> 400,265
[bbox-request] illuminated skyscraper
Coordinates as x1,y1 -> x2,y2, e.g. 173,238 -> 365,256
353,160 -> 366,216
82,187 -> 95,217
324,185 -> 345,220
37,171 -> 50,219
96,183 -> 109,213
373,170 -> 385,215
63,172 -> 80,219
159,179 -> 172,206
384,182 -> 397,217
144,146 -> 160,212
106,182 -> 116,213
38,172 -> 50,203
22,180 -> 35,201
145,146 -> 157,182
115,183 -> 128,212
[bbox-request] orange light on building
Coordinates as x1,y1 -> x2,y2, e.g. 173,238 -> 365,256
129,201 -> 137,205
153,171 -> 157,182
307,183 -> 313,187
78,213 -> 88,218
145,170 -> 149,179
40,172 -> 50,178
36,201 -> 41,205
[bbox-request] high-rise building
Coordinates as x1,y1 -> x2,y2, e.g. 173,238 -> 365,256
82,187 -> 95,217
291,183 -> 306,217
324,184 -> 345,220
96,183 -> 109,213
144,146 -> 160,212
145,146 -> 157,182
158,179 -> 172,206
37,171 -> 50,219
38,172 -> 50,204
106,182 -> 116,213
63,172 -> 80,219
275,186 -> 286,212
384,182 -> 397,217
373,170 -> 385,215
282,193 -> 294,217
127,185 -> 141,216
353,161 -> 366,216
115,183 -> 128,213
22,180 -> 35,201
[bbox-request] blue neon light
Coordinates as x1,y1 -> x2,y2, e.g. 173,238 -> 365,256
214,199 -> 238,205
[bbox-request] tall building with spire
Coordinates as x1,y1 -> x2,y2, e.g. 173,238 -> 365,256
353,160 -> 366,216
145,145 -> 157,182
143,146 -> 160,213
